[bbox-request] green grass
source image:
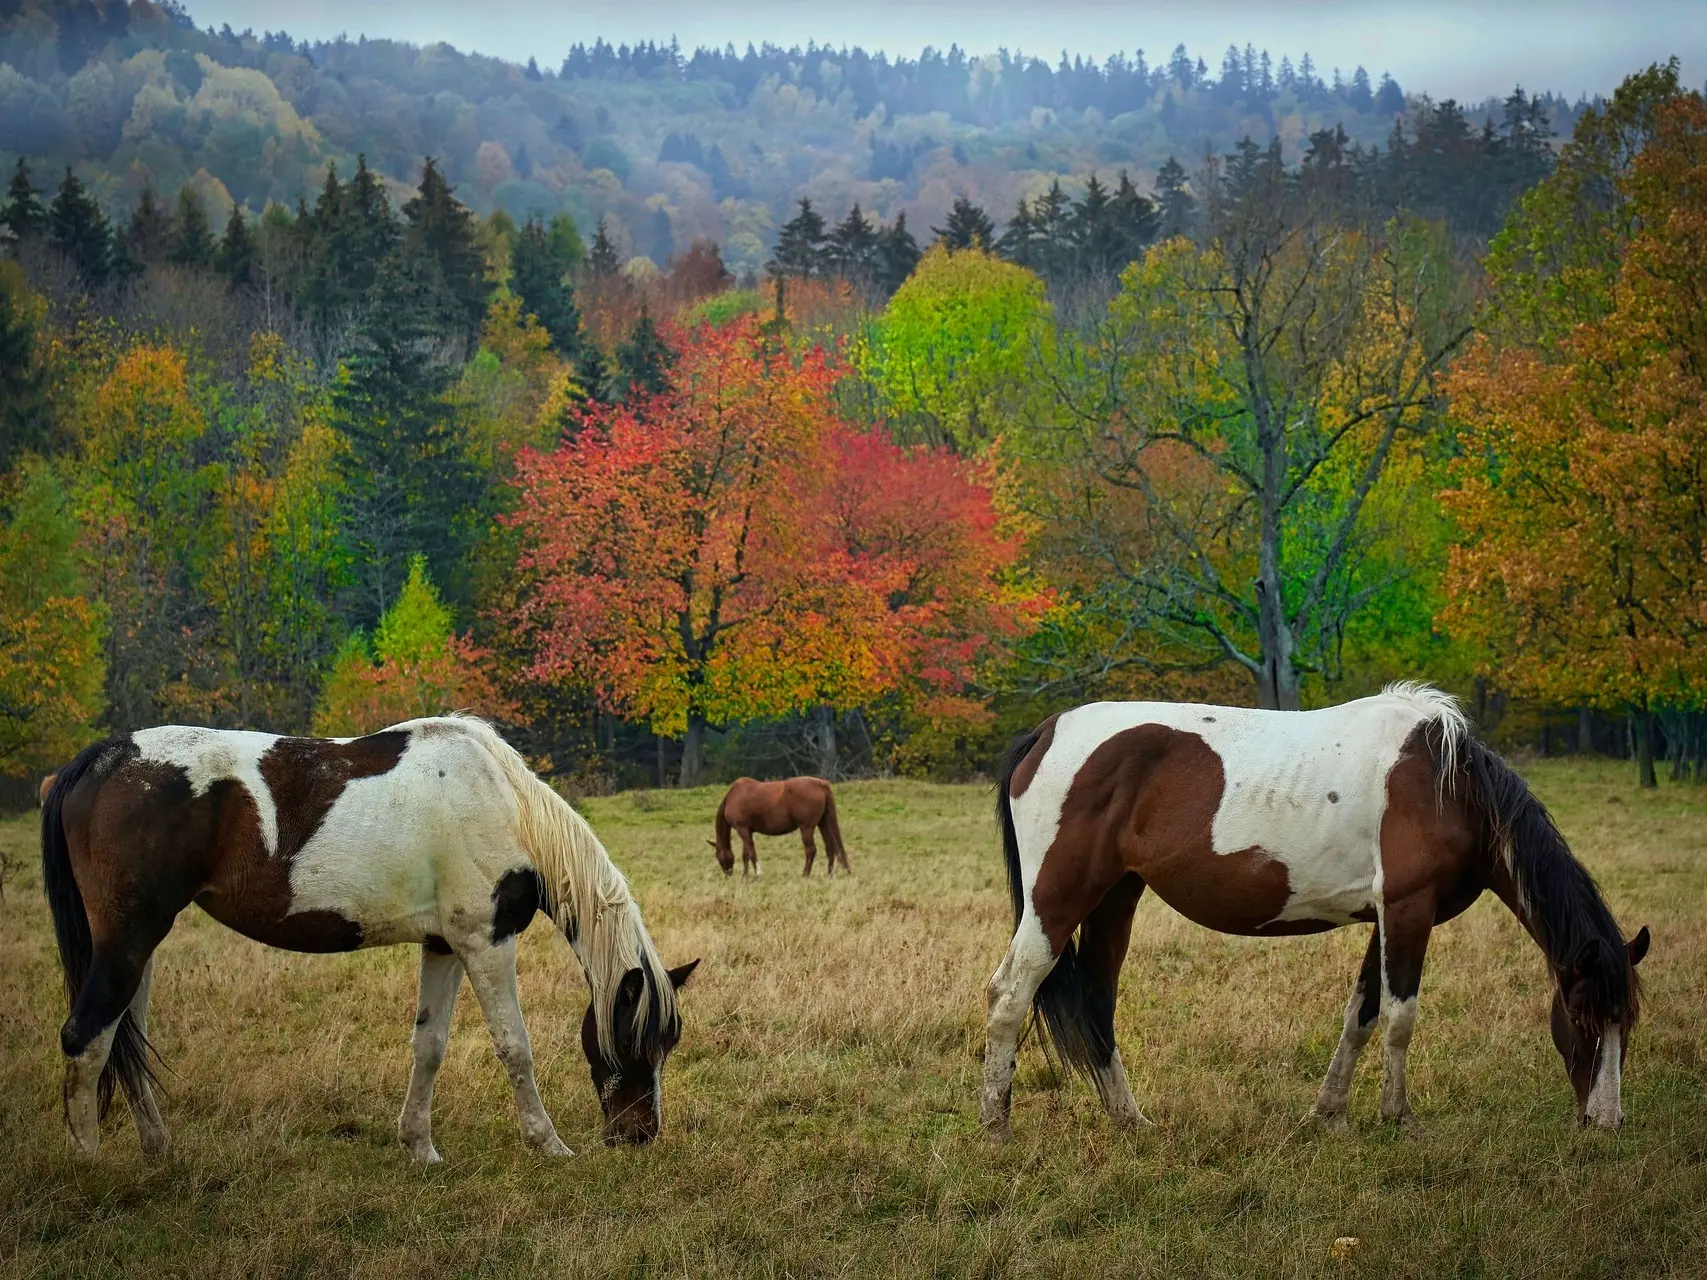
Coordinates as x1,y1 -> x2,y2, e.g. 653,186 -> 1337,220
1,761 -> 1704,1277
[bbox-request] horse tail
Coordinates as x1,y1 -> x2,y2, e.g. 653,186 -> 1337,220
41,739 -> 158,1123
1462,737 -> 1639,1031
996,721 -> 1111,1077
819,785 -> 847,863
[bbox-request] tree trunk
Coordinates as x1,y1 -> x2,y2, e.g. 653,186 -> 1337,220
1254,580 -> 1300,710
1633,708 -> 1657,789
1577,705 -> 1594,755
808,704 -> 838,779
679,713 -> 707,788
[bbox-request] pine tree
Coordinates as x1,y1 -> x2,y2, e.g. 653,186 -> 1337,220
332,253 -> 474,620
1375,73 -> 1406,117
769,197 -> 827,277
123,180 -> 173,267
586,216 -> 622,276
933,195 -> 995,250
995,198 -> 1041,269
301,157 -> 399,322
874,211 -> 921,294
0,261 -> 50,470
511,215 -> 587,359
1111,170 -> 1160,265
47,168 -> 113,286
401,157 -> 491,346
524,56 -> 542,82
1155,155 -> 1196,239
825,203 -> 879,283
214,204 -> 255,288
3,159 -> 47,247
169,185 -> 215,268
611,310 -> 674,401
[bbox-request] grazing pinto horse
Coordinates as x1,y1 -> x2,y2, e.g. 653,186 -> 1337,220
981,684 -> 1649,1140
41,715 -> 698,1161
710,777 -> 850,877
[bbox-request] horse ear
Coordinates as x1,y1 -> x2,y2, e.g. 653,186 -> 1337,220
706,838 -> 718,849
618,966 -> 646,1002
1629,926 -> 1651,967
667,958 -> 701,990
1567,939 -> 1604,986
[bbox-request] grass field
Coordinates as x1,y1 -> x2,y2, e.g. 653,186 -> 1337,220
1,759 -> 1704,1278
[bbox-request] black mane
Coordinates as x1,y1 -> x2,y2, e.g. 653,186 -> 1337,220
1464,739 -> 1640,1031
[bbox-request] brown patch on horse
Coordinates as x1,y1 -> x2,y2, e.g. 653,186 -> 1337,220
1379,725 -> 1483,923
1030,725 -> 1301,951
1007,714 -> 1059,800
184,731 -> 410,952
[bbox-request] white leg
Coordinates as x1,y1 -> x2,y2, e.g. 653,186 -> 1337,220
65,1021 -> 120,1158
398,947 -> 464,1162
460,940 -> 572,1156
1379,995 -> 1419,1124
1092,1049 -> 1148,1127
1314,934 -> 1382,1126
980,914 -> 1057,1142
122,957 -> 170,1159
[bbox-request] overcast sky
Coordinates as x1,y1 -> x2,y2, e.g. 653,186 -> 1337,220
186,1 -> 1703,104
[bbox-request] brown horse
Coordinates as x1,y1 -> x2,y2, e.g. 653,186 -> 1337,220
711,777 -> 850,877
41,715 -> 696,1161
982,684 -> 1650,1140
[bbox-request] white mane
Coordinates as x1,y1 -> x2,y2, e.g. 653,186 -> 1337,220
1380,681 -> 1470,784
449,716 -> 676,1063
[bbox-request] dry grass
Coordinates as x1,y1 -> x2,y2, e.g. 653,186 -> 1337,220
1,760 -> 1704,1278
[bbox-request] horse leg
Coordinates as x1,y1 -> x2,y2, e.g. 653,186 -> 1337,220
1376,893 -> 1436,1127
62,946 -> 152,1158
459,939 -> 571,1156
979,911 -> 1057,1143
398,945 -> 465,1162
801,824 -> 818,877
741,828 -> 759,877
119,956 -> 170,1159
1078,873 -> 1149,1127
1312,926 -> 1383,1127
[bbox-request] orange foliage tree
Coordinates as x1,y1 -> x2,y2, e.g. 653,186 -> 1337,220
1442,89 -> 1707,785
504,317 -> 1035,783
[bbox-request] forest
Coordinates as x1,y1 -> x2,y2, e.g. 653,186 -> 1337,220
2,1 -> 1705,798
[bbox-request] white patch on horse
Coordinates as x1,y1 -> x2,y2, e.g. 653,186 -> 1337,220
1585,1024 -> 1624,1128
1010,688 -> 1466,928
132,726 -> 283,856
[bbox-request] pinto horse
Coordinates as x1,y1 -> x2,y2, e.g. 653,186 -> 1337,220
41,715 -> 698,1161
710,777 -> 850,877
981,684 -> 1650,1140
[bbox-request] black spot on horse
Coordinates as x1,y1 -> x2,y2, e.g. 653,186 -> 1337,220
1328,791 -> 1340,804
1203,716 -> 1216,722
415,1008 -> 431,1026
490,868 -> 545,943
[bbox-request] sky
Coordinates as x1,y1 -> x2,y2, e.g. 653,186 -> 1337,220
184,1 -> 1704,104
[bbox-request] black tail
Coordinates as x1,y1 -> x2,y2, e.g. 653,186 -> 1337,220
41,739 -> 158,1123
1464,738 -> 1640,1031
996,724 -> 1112,1077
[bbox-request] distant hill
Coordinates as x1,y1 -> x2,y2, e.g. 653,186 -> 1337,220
0,0 -> 1592,275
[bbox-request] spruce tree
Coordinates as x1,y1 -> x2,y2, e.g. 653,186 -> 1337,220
874,210 -> 921,294
768,197 -> 827,277
933,195 -> 994,250
0,261 -> 51,470
3,159 -> 48,247
1154,156 -> 1196,239
124,181 -> 173,267
401,158 -> 491,345
214,205 -> 255,288
825,203 -> 878,283
995,198 -> 1041,269
612,310 -> 674,401
510,215 -> 587,359
169,185 -> 215,268
586,216 -> 622,276
47,168 -> 113,286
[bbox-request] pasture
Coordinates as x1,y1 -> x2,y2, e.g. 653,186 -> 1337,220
1,760 -> 1704,1278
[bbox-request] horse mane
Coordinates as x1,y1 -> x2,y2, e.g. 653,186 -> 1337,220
1381,680 -> 1470,787
1462,736 -> 1640,1033
450,716 -> 678,1065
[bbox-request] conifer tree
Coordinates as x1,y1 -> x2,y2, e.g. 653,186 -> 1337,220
401,157 -> 491,345
874,210 -> 921,294
933,195 -> 995,249
511,215 -> 588,359
825,203 -> 879,283
47,167 -> 113,286
169,185 -> 215,268
586,216 -> 622,276
2,159 -> 47,246
124,181 -> 173,267
612,310 -> 674,401
214,204 -> 255,288
1154,155 -> 1196,239
769,197 -> 827,277
995,198 -> 1041,268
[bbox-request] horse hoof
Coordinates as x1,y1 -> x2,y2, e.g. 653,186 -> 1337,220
1381,1110 -> 1420,1134
1112,1110 -> 1153,1130
536,1135 -> 574,1158
984,1123 -> 1013,1146
1310,1107 -> 1349,1131
139,1131 -> 172,1161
